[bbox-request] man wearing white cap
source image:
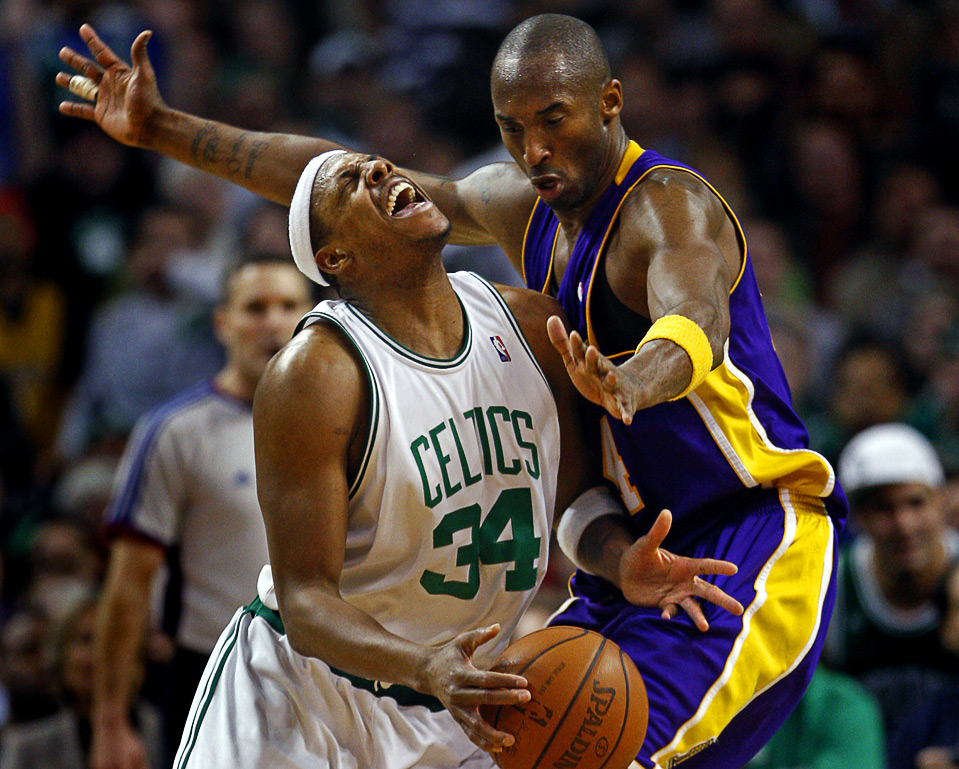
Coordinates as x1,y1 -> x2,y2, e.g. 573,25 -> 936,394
826,423 -> 959,768
827,422 -> 955,674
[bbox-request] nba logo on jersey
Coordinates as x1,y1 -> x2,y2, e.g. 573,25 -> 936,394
490,335 -> 511,362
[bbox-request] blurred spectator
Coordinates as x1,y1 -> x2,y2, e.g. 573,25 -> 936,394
25,516 -> 101,624
913,330 -> 959,475
804,332 -> 919,464
782,118 -> 867,295
827,161 -> 941,336
918,745 -> 959,769
90,253 -> 313,766
53,204 -> 224,464
746,665 -> 887,769
238,200 -> 296,260
903,205 -> 959,304
0,606 -> 58,726
746,217 -> 814,318
826,423 -> 959,768
0,377 -> 36,531
51,453 -> 119,531
0,599 -> 164,769
920,564 -> 959,769
920,1 -> 959,199
0,188 -> 66,451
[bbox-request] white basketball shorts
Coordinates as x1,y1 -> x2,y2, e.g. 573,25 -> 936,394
172,598 -> 498,769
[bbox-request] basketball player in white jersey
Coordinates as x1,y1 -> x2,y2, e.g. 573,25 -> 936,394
164,150 -> 743,769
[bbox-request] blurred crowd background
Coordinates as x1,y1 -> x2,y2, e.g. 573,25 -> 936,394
1,0 -> 959,767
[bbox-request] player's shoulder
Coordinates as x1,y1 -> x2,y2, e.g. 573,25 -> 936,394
258,318 -> 367,411
624,166 -> 710,214
494,283 -> 564,321
625,164 -> 720,216
619,166 -> 727,252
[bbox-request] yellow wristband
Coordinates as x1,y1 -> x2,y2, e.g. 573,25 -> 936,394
636,315 -> 713,400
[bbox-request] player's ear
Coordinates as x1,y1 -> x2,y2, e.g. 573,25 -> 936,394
211,284 -> 232,345
601,79 -> 623,124
315,247 -> 351,280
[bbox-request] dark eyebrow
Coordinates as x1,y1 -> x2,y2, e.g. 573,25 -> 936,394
535,101 -> 564,116
494,102 -> 564,123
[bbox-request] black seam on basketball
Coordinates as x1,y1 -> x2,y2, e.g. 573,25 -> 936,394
490,628 -> 591,731
530,637 -> 608,768
596,648 -> 632,769
515,628 -> 591,675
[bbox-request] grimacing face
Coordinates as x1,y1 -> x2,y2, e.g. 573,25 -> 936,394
492,56 -> 619,213
216,262 -> 314,384
313,153 -> 450,276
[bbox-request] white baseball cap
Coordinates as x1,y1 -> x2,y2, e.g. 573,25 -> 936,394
838,423 -> 945,496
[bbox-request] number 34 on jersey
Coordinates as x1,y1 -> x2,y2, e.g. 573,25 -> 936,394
410,404 -> 548,601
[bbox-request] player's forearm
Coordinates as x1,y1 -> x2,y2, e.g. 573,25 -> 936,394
142,106 -> 341,205
574,515 -> 634,588
623,339 -> 696,408
281,582 -> 432,693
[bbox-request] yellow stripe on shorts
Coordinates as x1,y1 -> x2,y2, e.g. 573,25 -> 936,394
650,489 -> 835,768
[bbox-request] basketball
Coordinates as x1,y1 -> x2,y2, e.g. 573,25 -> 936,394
481,626 -> 648,769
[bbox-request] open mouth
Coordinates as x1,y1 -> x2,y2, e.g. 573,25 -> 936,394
386,181 -> 425,217
531,175 -> 562,198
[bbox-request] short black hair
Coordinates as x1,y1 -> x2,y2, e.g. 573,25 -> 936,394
493,14 -> 610,92
218,250 -> 304,306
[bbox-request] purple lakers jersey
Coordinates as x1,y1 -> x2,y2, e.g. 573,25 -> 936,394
522,141 -> 847,548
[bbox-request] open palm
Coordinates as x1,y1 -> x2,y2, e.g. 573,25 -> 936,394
56,24 -> 162,147
546,315 -> 641,424
619,510 -> 744,631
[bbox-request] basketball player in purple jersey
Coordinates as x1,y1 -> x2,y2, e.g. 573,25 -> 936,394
57,13 -> 845,768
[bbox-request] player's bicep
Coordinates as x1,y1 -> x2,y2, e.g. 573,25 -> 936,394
408,163 -> 537,262
252,328 -> 365,594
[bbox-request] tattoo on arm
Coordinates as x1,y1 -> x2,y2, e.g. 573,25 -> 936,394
190,122 -> 216,164
190,122 -> 222,168
227,132 -> 249,178
245,140 -> 270,179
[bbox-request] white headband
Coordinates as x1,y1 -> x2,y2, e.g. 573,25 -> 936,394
288,149 -> 347,285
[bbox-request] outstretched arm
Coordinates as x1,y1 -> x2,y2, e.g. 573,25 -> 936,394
56,24 -> 537,256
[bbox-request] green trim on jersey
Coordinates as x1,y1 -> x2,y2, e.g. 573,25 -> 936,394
344,293 -> 473,369
175,614 -> 244,769
293,311 -> 380,499
245,597 -> 445,712
471,274 -> 553,395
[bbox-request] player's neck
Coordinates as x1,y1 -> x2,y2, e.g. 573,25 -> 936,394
348,266 -> 466,359
552,130 -> 630,235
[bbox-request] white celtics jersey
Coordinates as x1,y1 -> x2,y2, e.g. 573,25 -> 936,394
298,272 -> 559,666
